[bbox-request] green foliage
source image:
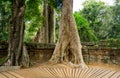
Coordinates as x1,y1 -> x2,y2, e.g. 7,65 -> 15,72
25,0 -> 42,20
81,0 -> 105,33
81,0 -> 114,39
74,12 -> 98,42
0,57 -> 5,64
48,0 -> 57,8
100,39 -> 120,47
24,0 -> 43,42
107,39 -> 120,47
48,0 -> 62,7
0,0 -> 11,41
109,0 -> 120,38
48,0 -> 62,12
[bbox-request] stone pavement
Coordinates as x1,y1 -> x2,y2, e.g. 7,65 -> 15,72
0,66 -> 120,78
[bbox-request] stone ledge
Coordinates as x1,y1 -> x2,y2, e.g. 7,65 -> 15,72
0,66 -> 20,72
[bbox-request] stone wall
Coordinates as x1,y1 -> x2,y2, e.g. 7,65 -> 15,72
82,47 -> 120,65
28,47 -> 120,66
0,43 -> 120,66
28,49 -> 53,64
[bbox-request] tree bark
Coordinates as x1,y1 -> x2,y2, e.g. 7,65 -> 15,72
6,0 -> 29,67
34,0 -> 55,43
48,5 -> 56,43
49,0 -> 87,68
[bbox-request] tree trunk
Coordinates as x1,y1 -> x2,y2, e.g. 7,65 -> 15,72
34,0 -> 55,43
48,5 -> 56,43
49,0 -> 87,68
6,0 -> 29,67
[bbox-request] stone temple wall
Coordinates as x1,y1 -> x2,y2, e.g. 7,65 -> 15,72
0,43 -> 120,66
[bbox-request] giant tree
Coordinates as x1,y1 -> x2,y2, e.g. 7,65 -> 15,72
49,0 -> 87,68
0,0 -> 29,67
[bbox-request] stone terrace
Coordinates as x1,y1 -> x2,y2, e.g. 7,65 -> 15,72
0,66 -> 120,78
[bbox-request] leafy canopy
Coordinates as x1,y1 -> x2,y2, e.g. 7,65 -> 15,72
74,12 -> 98,42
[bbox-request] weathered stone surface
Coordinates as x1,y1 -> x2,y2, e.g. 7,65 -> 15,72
0,43 -> 120,66
1,66 -> 120,78
0,66 -> 20,72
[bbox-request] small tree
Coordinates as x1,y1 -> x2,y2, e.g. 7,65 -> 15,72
49,0 -> 87,68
